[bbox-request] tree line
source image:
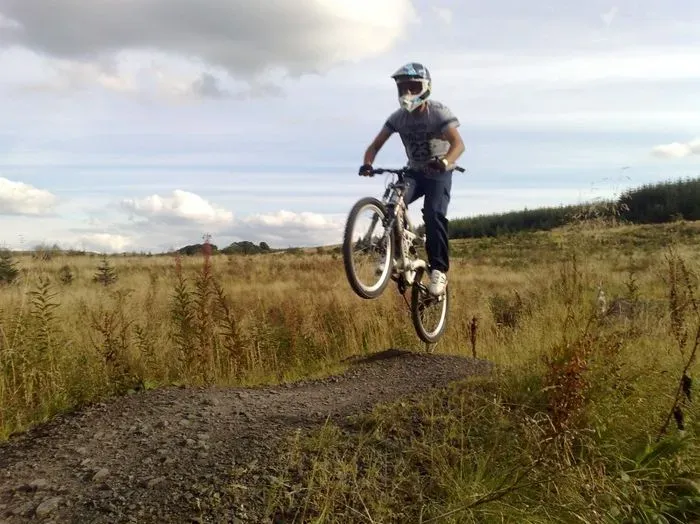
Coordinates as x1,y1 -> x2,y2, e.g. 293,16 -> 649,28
447,176 -> 700,239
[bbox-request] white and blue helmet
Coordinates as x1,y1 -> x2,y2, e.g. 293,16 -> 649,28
391,62 -> 432,112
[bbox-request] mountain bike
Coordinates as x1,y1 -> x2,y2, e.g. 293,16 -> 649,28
342,164 -> 465,344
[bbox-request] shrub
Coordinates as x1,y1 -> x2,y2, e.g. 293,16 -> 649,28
0,249 -> 19,284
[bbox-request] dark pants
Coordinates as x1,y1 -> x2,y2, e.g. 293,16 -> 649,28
402,169 -> 452,273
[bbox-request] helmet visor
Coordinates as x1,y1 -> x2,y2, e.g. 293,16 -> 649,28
396,80 -> 423,96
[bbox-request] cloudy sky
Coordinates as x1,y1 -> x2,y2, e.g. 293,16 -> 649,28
1,0 -> 698,253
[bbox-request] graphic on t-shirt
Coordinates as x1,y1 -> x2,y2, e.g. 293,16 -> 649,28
384,100 -> 460,167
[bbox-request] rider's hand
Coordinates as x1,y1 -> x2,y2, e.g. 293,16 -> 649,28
426,157 -> 448,174
358,164 -> 374,177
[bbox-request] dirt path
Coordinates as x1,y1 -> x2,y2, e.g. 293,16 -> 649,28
0,349 -> 491,523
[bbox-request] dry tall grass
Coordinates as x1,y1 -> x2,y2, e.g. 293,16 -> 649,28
2,222 -> 699,522
2,223 -> 699,439
265,222 -> 700,522
1,244 -> 435,438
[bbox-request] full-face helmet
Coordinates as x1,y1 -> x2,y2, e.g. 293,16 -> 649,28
391,62 -> 431,112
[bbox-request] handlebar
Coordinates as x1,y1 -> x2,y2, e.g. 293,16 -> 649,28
372,165 -> 465,175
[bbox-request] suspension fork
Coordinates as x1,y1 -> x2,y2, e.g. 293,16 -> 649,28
361,198 -> 397,247
388,198 -> 407,263
363,183 -> 405,254
361,213 -> 381,245
359,188 -> 391,245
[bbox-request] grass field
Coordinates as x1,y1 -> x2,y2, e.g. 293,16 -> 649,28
1,219 -> 699,522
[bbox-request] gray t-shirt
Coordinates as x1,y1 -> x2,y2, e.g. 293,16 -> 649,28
383,100 -> 460,168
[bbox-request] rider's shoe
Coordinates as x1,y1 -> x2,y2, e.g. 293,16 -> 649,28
428,269 -> 447,296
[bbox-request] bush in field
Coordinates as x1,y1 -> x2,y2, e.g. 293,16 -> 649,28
488,290 -> 529,330
32,243 -> 63,261
0,249 -> 19,284
58,264 -> 74,285
177,243 -> 219,255
93,256 -> 118,286
221,241 -> 270,255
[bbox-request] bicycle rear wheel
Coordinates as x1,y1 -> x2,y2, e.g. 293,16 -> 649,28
410,267 -> 449,343
343,197 -> 395,299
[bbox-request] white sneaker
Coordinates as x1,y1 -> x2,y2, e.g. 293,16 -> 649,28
428,269 -> 447,296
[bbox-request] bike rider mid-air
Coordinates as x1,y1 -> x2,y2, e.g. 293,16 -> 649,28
359,62 -> 465,297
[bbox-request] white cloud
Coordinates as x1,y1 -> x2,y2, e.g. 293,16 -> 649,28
432,6 -> 453,25
0,177 -> 57,215
190,72 -> 229,99
78,233 -> 133,253
244,210 -> 339,230
121,190 -> 234,225
150,67 -> 284,101
0,10 -> 19,28
0,0 -> 418,95
9,52 -> 285,102
600,6 -> 618,27
651,138 -> 700,158
20,59 -> 138,94
151,67 -> 204,101
228,210 -> 344,247
435,48 -> 700,91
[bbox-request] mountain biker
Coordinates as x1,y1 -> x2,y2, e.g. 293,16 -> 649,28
359,62 -> 465,296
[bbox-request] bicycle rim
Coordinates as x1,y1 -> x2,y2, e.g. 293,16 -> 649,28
342,197 -> 394,299
411,267 -> 449,343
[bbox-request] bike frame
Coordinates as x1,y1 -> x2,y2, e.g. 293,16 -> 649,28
358,163 -> 465,290
375,169 -> 427,287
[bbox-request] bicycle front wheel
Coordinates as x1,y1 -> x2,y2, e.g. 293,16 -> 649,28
411,267 -> 449,343
343,197 -> 395,299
